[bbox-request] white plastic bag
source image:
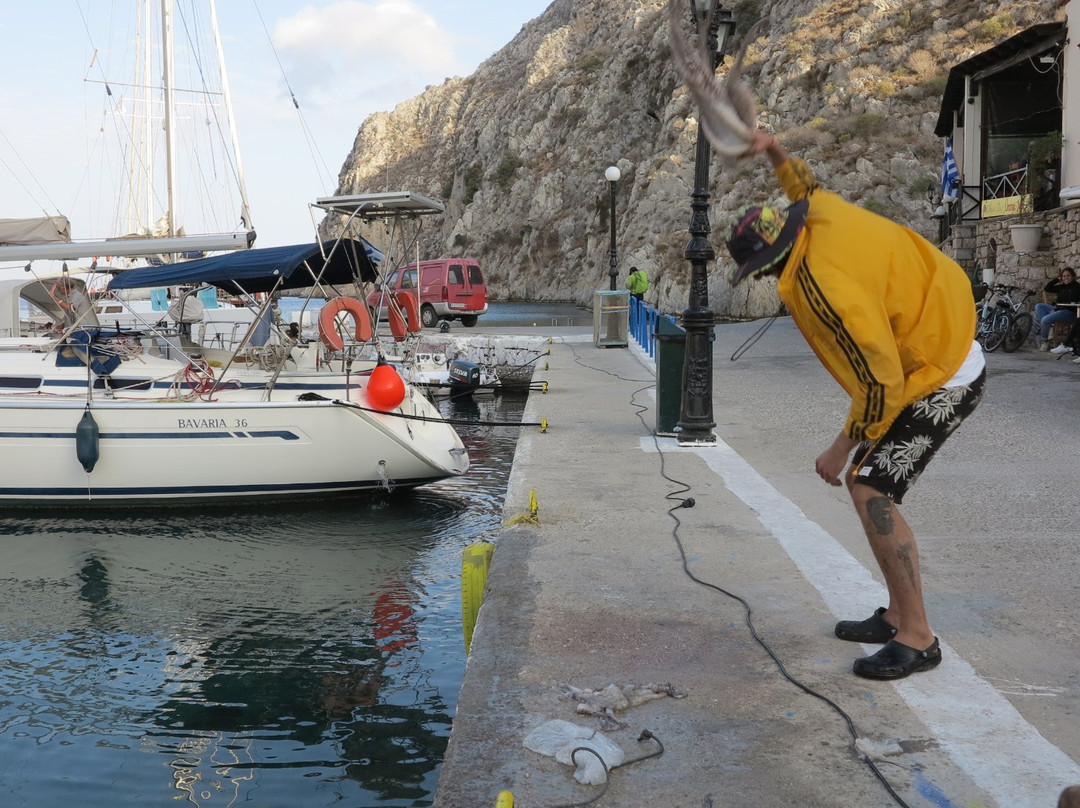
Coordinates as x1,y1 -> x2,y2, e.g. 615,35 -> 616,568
523,719 -> 625,785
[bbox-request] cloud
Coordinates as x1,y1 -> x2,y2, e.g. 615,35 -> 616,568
273,1 -> 458,108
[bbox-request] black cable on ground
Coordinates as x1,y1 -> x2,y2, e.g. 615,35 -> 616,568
549,337 -> 652,384
627,388 -> 913,808
527,339 -> 911,807
549,732 -> 665,808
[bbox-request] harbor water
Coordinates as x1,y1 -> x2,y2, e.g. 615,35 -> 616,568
0,393 -> 528,807
278,299 -> 592,331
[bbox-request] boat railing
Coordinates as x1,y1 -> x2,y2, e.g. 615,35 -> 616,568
0,336 -> 53,350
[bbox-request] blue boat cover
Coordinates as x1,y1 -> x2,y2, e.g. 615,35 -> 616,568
107,239 -> 378,294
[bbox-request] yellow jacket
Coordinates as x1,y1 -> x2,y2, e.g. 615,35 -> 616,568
774,158 -> 976,441
626,269 -> 649,295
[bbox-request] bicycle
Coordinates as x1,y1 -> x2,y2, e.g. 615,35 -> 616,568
1002,288 -> 1035,353
975,284 -> 1034,353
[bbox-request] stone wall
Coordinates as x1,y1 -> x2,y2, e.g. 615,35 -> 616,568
956,206 -> 1080,298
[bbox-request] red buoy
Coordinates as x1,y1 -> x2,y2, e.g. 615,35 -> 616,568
366,360 -> 406,411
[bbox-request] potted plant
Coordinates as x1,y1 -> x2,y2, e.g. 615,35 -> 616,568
1009,131 -> 1062,253
1009,219 -> 1044,254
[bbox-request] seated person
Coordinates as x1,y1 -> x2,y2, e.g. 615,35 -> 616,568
1035,267 -> 1080,350
51,276 -> 92,326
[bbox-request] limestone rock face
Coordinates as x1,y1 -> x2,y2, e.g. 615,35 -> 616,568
328,0 -> 1054,319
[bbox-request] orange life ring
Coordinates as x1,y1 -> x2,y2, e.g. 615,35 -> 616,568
388,291 -> 421,342
318,296 -> 373,351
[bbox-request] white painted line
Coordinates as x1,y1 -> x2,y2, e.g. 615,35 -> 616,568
643,435 -> 1080,807
627,338 -> 655,370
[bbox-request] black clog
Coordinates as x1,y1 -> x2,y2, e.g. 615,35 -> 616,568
852,638 -> 942,680
834,607 -> 897,643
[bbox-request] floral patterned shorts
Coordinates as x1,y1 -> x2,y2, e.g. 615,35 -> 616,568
849,370 -> 986,505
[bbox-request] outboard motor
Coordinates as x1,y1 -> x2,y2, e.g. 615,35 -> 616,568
448,358 -> 481,396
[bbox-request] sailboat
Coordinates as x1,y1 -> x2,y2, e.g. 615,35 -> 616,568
0,3 -> 469,505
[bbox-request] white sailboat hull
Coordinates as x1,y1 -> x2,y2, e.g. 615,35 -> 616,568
0,391 -> 467,504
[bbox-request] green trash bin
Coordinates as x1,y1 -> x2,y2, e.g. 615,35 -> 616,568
654,317 -> 685,436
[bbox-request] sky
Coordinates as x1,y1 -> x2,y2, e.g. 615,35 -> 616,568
0,1 -> 551,258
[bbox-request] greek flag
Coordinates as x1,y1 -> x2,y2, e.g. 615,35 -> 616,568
941,137 -> 960,203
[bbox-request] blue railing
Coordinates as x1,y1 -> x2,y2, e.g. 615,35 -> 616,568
629,297 -> 676,360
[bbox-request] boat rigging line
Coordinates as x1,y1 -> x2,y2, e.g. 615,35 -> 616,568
729,313 -> 779,361
325,396 -> 547,430
0,127 -> 62,218
178,0 -> 255,232
251,0 -> 336,192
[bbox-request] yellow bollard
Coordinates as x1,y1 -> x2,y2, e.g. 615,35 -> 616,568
495,791 -> 514,808
461,541 -> 494,654
506,489 -> 540,527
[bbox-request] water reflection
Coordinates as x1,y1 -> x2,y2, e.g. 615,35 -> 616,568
0,394 -> 525,806
480,301 -> 590,327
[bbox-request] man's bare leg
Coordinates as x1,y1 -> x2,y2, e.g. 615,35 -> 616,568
850,483 -> 935,650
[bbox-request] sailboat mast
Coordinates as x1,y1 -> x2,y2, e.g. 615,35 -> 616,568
125,0 -> 155,237
208,0 -> 254,234
161,0 -> 177,238
140,0 -> 155,232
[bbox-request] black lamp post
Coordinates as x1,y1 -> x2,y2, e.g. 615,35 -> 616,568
676,0 -> 736,446
605,165 -> 621,291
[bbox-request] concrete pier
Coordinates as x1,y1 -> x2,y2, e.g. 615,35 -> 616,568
435,318 -> 1080,808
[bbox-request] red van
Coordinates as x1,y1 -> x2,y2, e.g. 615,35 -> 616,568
366,258 -> 488,328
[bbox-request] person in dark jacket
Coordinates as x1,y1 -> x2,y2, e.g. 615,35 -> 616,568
1035,268 -> 1080,350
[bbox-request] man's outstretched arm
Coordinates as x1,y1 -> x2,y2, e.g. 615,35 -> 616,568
743,130 -> 790,169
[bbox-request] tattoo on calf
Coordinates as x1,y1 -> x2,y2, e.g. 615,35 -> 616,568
896,542 -> 917,588
867,496 -> 895,536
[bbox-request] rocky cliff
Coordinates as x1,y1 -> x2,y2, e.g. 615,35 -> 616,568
327,0 -> 1056,318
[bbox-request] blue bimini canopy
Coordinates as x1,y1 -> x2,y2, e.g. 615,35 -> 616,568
107,239 -> 378,294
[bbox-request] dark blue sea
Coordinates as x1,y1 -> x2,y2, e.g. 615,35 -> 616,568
0,392 -> 529,807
